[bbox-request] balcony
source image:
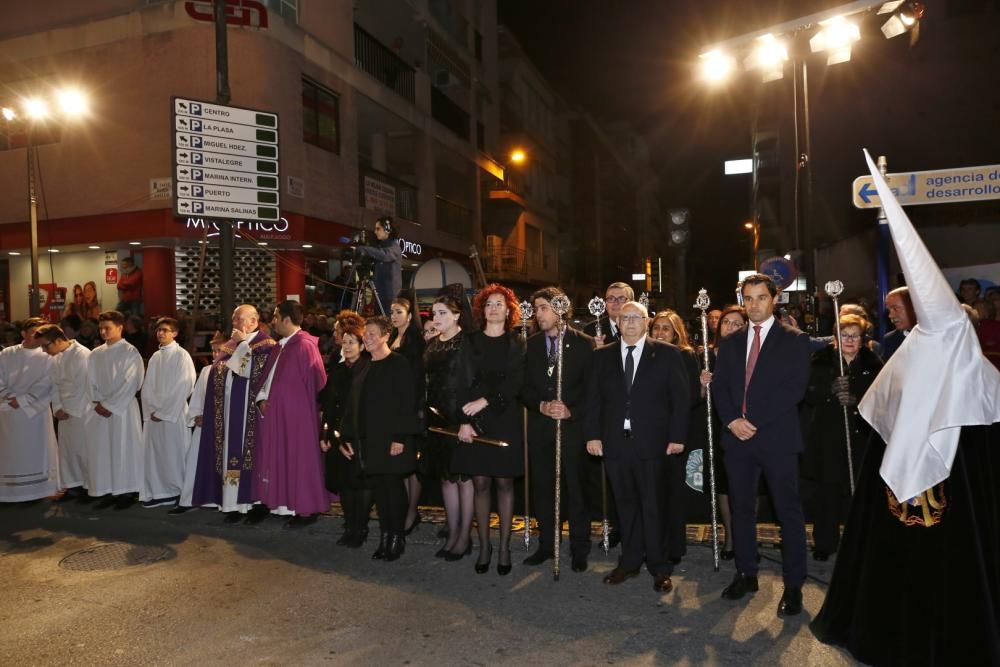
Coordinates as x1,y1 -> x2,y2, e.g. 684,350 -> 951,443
354,25 -> 416,103
359,164 -> 419,222
431,86 -> 470,141
481,239 -> 543,277
436,196 -> 473,241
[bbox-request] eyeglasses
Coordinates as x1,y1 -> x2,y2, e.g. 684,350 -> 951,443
619,314 -> 647,324
606,296 -> 629,304
841,333 -> 862,341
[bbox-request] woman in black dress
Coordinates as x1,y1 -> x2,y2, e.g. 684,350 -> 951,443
388,297 -> 426,534
340,316 -> 418,562
699,305 -> 748,558
423,296 -> 473,559
800,313 -> 882,560
320,316 -> 370,547
452,284 -> 525,575
649,309 -> 701,564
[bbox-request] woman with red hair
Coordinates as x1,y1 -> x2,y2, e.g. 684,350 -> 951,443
452,283 -> 525,575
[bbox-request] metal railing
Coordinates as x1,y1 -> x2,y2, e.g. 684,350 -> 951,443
354,24 -> 416,103
436,196 -> 473,240
480,243 -> 543,275
359,164 -> 419,221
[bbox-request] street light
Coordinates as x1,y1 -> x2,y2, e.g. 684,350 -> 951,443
744,220 -> 760,270
3,87 -> 89,316
509,148 -> 526,164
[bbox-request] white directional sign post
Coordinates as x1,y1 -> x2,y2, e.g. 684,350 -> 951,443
172,97 -> 279,221
852,163 -> 1000,209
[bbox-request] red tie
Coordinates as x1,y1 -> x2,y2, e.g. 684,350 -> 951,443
742,325 -> 762,415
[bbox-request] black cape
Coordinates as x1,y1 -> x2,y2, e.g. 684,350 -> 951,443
810,423 -> 1000,666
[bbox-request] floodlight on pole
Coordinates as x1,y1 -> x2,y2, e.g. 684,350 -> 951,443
1,107 -> 15,121
56,88 -> 88,117
23,98 -> 49,120
698,50 -> 735,84
510,148 -> 526,164
810,16 -> 861,65
745,34 -> 788,83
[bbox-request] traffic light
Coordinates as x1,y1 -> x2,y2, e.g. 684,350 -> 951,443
648,256 -> 663,294
668,208 -> 690,247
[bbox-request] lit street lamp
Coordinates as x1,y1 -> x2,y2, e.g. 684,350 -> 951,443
2,88 -> 88,316
744,220 -> 760,271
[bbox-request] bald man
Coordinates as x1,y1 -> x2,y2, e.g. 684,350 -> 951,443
191,305 -> 277,521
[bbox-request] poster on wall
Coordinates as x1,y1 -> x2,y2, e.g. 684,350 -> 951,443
32,284 -> 68,323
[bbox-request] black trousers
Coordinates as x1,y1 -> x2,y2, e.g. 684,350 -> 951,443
606,451 -> 672,577
661,450 -> 688,559
807,480 -> 849,554
371,473 -> 407,535
529,430 -> 591,556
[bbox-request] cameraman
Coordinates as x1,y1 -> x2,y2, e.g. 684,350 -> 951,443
353,216 -> 403,315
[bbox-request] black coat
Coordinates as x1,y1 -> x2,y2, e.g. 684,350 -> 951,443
355,238 -> 402,313
583,316 -> 621,345
341,352 -> 418,475
801,345 -> 883,485
584,337 -> 691,460
520,327 -> 595,443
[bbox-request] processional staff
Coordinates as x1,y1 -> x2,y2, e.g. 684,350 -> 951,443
824,280 -> 856,495
518,299 -> 534,552
695,288 -> 721,572
588,296 -> 612,554
550,294 -> 571,581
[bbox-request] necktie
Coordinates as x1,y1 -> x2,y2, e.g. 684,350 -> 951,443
624,345 -> 636,394
547,336 -> 558,376
742,325 -> 762,415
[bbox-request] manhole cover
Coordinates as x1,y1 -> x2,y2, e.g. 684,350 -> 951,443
59,543 -> 174,571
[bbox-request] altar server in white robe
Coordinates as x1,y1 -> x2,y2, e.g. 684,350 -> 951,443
86,310 -> 145,510
140,317 -> 196,507
0,318 -> 59,502
172,331 -> 227,514
37,324 -> 92,499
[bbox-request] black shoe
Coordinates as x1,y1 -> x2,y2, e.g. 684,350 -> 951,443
384,534 -> 406,562
94,495 -> 116,509
434,547 -> 450,558
112,495 -> 136,510
372,533 -> 390,560
348,529 -> 368,548
283,514 -> 317,530
76,493 -> 98,505
444,542 -> 472,562
523,549 -> 554,566
336,529 -> 356,546
223,512 -> 244,524
404,513 -> 422,536
607,529 -> 621,549
167,506 -> 192,515
475,544 -> 493,574
777,586 -> 803,617
720,549 -> 735,560
243,505 -> 270,525
812,549 -> 831,562
571,553 -> 588,572
670,555 -> 683,565
721,573 -> 759,600
55,490 -> 79,503
497,549 -> 512,576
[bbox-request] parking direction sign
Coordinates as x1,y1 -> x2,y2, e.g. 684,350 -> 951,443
852,163 -> 1000,209
172,97 -> 279,222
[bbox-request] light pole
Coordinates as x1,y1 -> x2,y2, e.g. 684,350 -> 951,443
3,89 -> 88,317
744,220 -> 760,270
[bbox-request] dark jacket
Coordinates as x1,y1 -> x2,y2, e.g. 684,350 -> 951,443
520,327 -> 595,443
356,238 -> 402,313
584,337 -> 691,460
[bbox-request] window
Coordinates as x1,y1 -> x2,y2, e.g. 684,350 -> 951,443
302,79 -> 340,153
266,0 -> 298,24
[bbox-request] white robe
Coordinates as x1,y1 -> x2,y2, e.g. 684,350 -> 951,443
0,344 -> 59,502
140,342 -> 196,501
85,339 -> 144,496
179,364 -> 211,508
51,341 -> 92,489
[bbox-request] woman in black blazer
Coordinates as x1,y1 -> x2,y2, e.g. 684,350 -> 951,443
388,297 -> 426,534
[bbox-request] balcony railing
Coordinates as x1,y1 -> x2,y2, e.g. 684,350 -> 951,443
359,164 -> 419,221
481,243 -> 543,276
431,86 -> 470,141
354,24 -> 416,103
436,196 -> 473,241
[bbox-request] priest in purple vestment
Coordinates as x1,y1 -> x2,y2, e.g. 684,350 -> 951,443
253,300 -> 330,528
191,304 -> 277,522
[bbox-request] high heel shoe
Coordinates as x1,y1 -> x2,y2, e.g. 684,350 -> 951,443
497,549 -> 512,576
403,513 -> 422,536
475,545 -> 493,574
720,549 -> 735,561
444,542 -> 472,562
384,534 -> 406,562
371,532 -> 389,560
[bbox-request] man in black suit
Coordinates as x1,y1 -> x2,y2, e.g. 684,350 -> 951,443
881,287 -> 914,361
711,273 -> 812,616
520,287 -> 596,571
584,300 -> 690,593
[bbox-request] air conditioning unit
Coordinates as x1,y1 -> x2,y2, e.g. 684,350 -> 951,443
434,69 -> 461,88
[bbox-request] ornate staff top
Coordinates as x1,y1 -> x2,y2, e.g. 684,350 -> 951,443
694,288 -> 711,312
824,280 -> 844,298
551,295 -> 571,318
518,299 -> 534,321
587,296 -> 606,317
638,292 -> 649,310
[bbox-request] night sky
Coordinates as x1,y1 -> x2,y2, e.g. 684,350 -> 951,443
498,0 -> 1000,304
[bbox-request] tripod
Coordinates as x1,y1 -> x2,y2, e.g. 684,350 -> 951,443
342,262 -> 386,316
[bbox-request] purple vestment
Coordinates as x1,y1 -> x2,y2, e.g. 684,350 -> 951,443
251,330 -> 330,515
191,330 -> 277,506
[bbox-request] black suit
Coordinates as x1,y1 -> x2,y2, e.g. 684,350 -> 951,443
711,316 -> 811,585
583,317 -> 621,344
584,337 -> 690,577
520,328 -> 595,557
582,317 -> 622,530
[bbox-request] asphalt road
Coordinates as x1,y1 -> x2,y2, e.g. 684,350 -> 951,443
0,501 -> 860,666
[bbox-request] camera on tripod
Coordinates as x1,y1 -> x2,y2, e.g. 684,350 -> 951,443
341,230 -> 376,276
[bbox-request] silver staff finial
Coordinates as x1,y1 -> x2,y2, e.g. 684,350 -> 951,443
587,296 -> 606,317
638,292 -> 649,310
551,295 -> 571,317
824,280 -> 844,298
694,288 -> 711,312
519,299 -> 534,321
